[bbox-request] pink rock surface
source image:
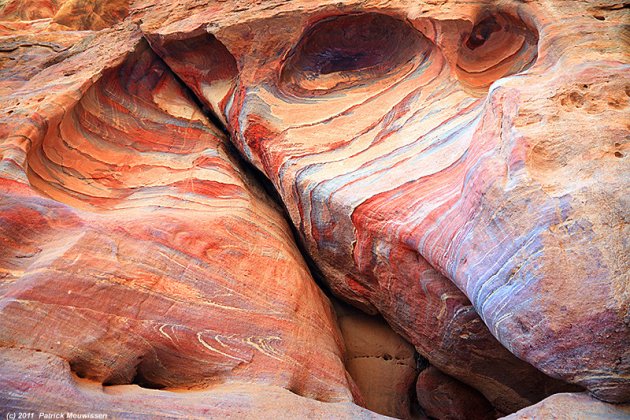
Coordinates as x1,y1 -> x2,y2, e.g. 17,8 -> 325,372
501,392 -> 630,420
0,348 -> 382,419
136,0 -> 628,410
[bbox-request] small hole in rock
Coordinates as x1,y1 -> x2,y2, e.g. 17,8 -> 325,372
466,16 -> 501,50
594,15 -> 606,21
280,13 -> 429,95
456,11 -> 539,93
614,151 -> 623,158
383,353 -> 393,361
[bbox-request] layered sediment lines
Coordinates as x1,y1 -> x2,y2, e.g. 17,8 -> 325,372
0,32 -> 355,403
1,0 -> 628,417
138,0 -> 629,408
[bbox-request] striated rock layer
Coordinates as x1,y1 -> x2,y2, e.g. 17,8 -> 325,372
0,0 -> 628,417
0,23 -> 358,406
136,0 -> 629,407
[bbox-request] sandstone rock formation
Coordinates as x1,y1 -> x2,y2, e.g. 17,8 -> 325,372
135,0 -> 629,410
137,0 -> 628,406
0,0 -> 129,30
416,366 -> 496,420
501,392 -> 630,420
335,301 -> 420,419
0,23 -> 356,405
0,348 -> 382,419
1,0 -> 628,418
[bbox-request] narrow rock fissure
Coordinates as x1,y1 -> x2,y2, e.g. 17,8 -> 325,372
146,42 -> 424,418
147,37 -> 338,297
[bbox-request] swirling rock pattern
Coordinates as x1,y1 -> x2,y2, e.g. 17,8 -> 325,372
1,0 -> 628,418
0,0 -> 61,20
138,0 -> 629,408
0,24 -> 357,406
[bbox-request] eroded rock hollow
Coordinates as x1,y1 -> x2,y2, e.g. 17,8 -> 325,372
0,0 -> 628,419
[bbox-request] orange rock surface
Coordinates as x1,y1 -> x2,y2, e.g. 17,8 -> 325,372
133,0 -> 630,410
336,301 -> 419,419
0,0 -> 129,30
137,0 -> 628,407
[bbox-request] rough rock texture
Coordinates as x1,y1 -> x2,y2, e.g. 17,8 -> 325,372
135,0 -> 628,407
501,392 -> 630,420
0,23 -> 357,404
0,0 -> 129,30
335,301 -> 420,419
0,20 -> 90,96
0,348 -> 383,419
416,366 -> 496,420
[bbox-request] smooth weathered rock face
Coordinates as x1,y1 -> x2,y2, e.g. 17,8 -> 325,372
416,366 -> 496,420
501,392 -> 630,420
335,301 -> 420,419
136,0 -> 628,407
0,348 -> 383,419
0,23 -> 357,405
